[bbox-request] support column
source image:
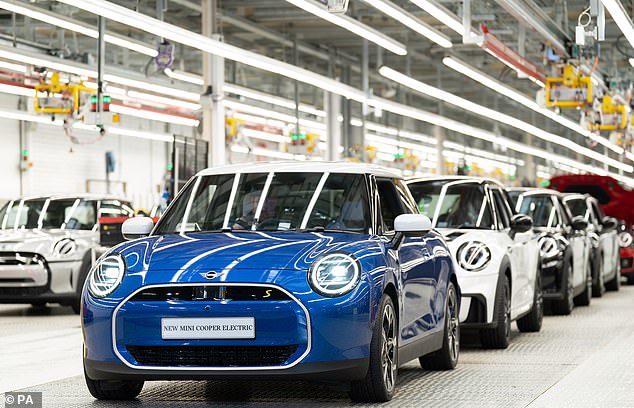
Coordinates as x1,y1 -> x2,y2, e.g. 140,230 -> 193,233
361,39 -> 369,161
520,133 -> 536,186
434,125 -> 445,175
326,92 -> 341,161
326,53 -> 341,161
202,0 -> 225,167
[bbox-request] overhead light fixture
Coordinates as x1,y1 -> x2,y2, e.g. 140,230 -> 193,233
0,108 -> 174,141
359,0 -> 452,48
57,0 -> 367,102
366,93 -> 634,182
0,60 -> 27,73
127,90 -> 201,111
164,68 -> 205,86
224,84 -> 327,117
408,0 -> 464,34
0,0 -> 158,57
284,0 -> 408,55
109,104 -> 199,127
103,74 -> 200,102
378,65 -> 631,172
442,56 -> 625,155
601,1 -> 634,49
225,99 -> 326,131
0,83 -> 35,97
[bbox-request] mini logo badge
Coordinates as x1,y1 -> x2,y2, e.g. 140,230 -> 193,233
200,271 -> 224,280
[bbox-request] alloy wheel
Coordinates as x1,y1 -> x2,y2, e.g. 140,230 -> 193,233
381,303 -> 397,393
567,264 -> 574,311
504,284 -> 511,339
447,289 -> 460,362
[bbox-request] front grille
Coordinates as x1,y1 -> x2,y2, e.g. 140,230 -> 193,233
0,278 -> 34,283
0,286 -> 48,296
130,286 -> 291,302
0,252 -> 45,266
126,345 -> 298,367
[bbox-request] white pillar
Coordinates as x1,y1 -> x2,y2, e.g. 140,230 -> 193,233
202,0 -> 225,167
434,126 -> 444,175
326,91 -> 341,161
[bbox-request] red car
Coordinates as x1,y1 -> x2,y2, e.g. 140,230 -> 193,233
550,175 -> 634,284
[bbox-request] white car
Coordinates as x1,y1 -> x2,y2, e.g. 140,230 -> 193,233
562,194 -> 621,294
0,194 -> 134,313
406,177 -> 543,349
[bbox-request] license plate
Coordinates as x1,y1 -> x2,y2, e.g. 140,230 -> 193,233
161,317 -> 255,340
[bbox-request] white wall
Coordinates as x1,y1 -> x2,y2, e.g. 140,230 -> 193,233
0,94 -> 195,209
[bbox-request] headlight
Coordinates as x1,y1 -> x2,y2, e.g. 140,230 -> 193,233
308,252 -> 361,297
539,236 -> 561,258
87,254 -> 126,298
457,241 -> 491,272
619,232 -> 633,248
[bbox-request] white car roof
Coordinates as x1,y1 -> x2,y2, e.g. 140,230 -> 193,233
9,193 -> 130,202
405,175 -> 505,188
197,161 -> 402,178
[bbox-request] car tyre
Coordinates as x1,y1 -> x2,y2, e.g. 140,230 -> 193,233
552,260 -> 574,315
574,262 -> 592,307
605,262 -> 621,292
627,274 -> 634,285
419,282 -> 459,370
85,370 -> 143,400
480,275 -> 511,349
517,272 -> 543,333
592,255 -> 605,297
350,294 -> 397,402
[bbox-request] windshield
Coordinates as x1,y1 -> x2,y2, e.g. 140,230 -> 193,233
0,198 -> 97,230
518,195 -> 557,228
408,181 -> 494,229
565,198 -> 588,220
155,172 -> 370,234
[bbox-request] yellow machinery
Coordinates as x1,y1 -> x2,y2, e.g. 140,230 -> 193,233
587,95 -> 628,131
34,73 -> 92,115
545,65 -> 593,108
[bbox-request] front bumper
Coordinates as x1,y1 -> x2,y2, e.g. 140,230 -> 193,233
541,259 -> 565,301
83,276 -> 374,381
620,247 -> 634,275
456,270 -> 499,327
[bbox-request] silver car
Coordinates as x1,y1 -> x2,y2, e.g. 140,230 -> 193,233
0,194 -> 134,313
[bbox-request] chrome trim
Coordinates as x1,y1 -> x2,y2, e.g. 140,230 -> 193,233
111,282 -> 312,371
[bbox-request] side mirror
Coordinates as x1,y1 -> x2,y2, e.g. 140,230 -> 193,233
571,216 -> 589,231
122,217 -> 154,241
602,216 -> 618,231
394,214 -> 432,236
510,214 -> 533,235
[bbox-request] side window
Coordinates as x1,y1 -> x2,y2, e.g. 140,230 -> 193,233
376,179 -> 405,233
591,201 -> 604,221
100,200 -> 134,218
491,188 -> 511,229
395,180 -> 416,214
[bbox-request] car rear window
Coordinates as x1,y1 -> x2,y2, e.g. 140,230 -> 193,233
562,185 -> 611,204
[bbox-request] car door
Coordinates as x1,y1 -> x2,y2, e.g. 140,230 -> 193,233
491,187 -> 534,316
376,178 -> 439,345
591,200 -> 617,278
555,198 -> 584,288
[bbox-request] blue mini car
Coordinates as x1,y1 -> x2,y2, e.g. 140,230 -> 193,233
82,162 -> 460,402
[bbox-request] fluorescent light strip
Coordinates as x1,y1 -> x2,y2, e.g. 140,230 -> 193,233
0,0 -> 158,57
225,99 -> 326,131
0,108 -> 173,141
379,65 -> 631,172
57,0 -> 367,102
284,0 -> 407,55
602,0 -> 634,50
230,144 -> 306,161
109,104 -> 199,127
0,83 -> 34,97
409,0 -> 463,33
164,68 -> 205,86
127,90 -> 201,111
103,74 -> 200,102
224,84 -> 326,117
365,95 -> 634,183
0,60 -> 27,73
442,56 -> 624,155
359,0 -> 452,48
